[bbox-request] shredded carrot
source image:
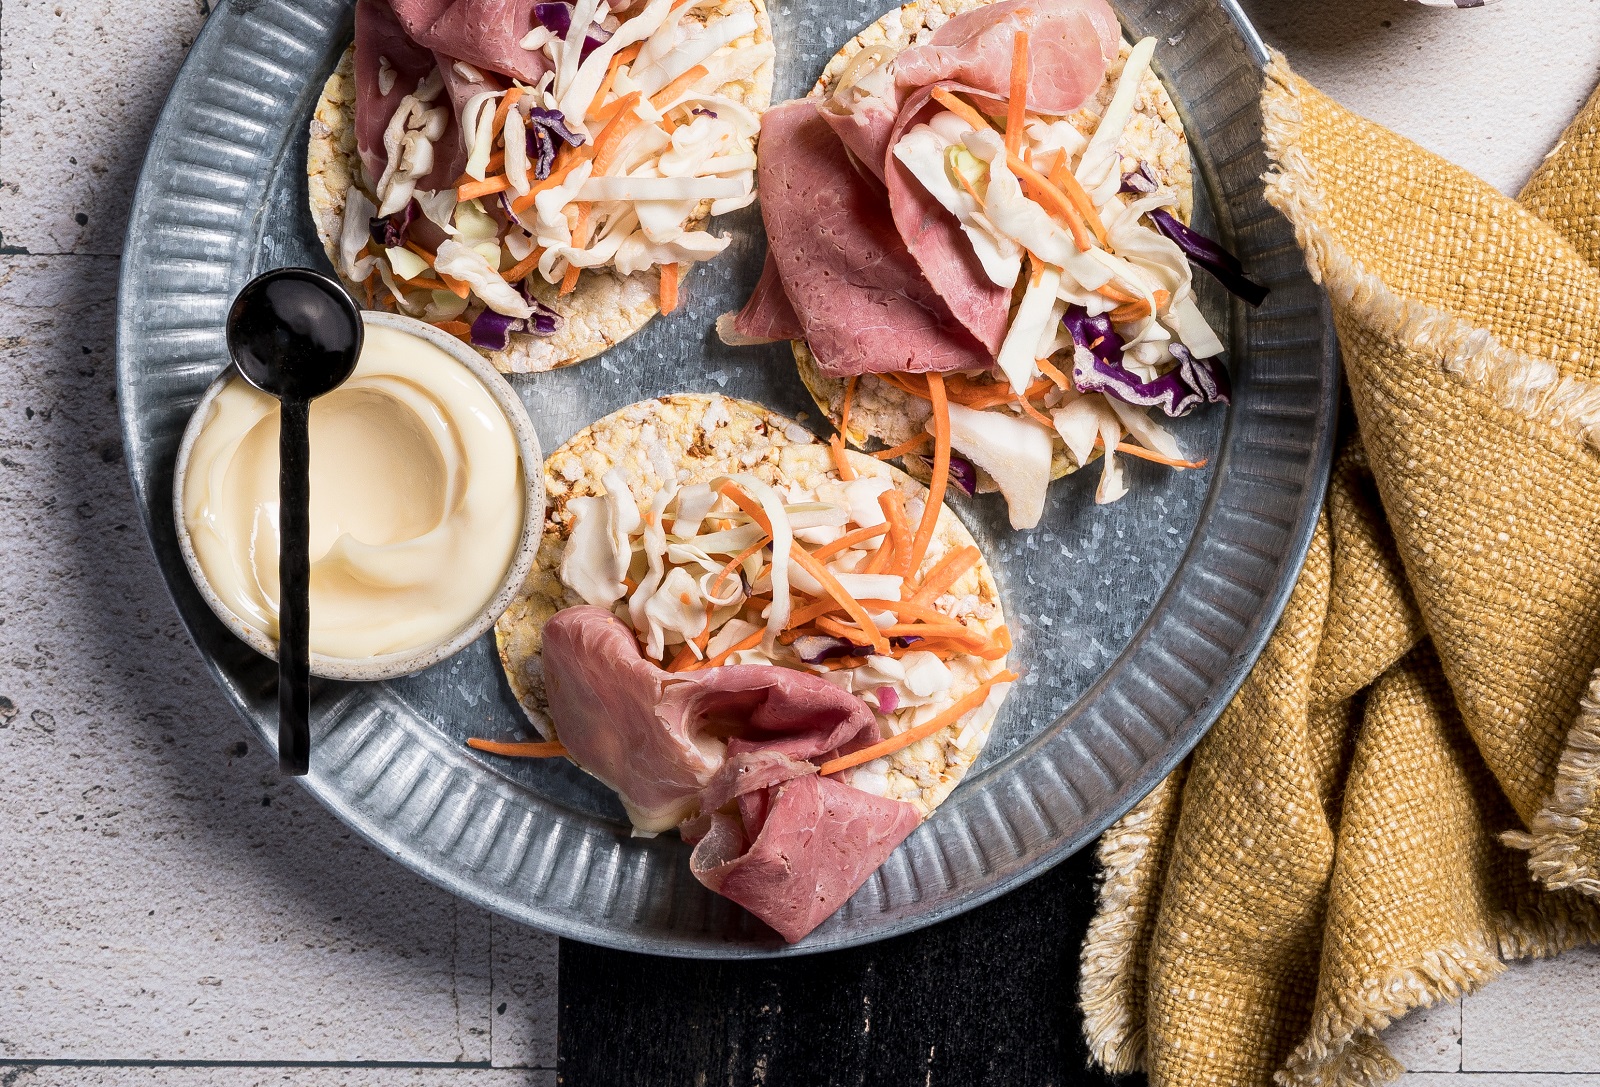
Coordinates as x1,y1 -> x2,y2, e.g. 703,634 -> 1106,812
718,482 -> 889,654
907,625 -> 1012,661
810,523 -> 889,562
1036,355 -> 1072,390
929,86 -> 1091,249
782,596 -> 844,632
1046,146 -> 1109,246
908,545 -> 980,606
828,434 -> 857,481
454,151 -> 506,188
457,174 -> 511,201
402,276 -> 449,291
864,529 -> 897,575
1106,289 -> 1171,324
838,374 -> 859,437
491,87 -> 525,140
1112,441 -> 1208,470
687,628 -> 765,670
907,373 -> 950,578
432,320 -> 472,338
1092,281 -> 1140,305
649,64 -> 709,111
822,655 -> 870,671
871,433 -> 931,460
708,535 -> 771,598
363,276 -> 375,309
1019,392 -> 1055,430
818,671 -> 1018,775
467,738 -> 570,758
878,490 -> 913,579
1018,163 -> 1091,250
500,247 -> 544,283
404,239 -> 437,264
857,598 -> 980,628
587,43 -> 642,120
510,147 -> 585,213
1005,30 -> 1029,157
591,91 -> 644,172
659,261 -> 682,314
929,86 -> 996,138
559,204 -> 593,295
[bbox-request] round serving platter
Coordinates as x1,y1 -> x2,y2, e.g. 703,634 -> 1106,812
118,0 -> 1337,956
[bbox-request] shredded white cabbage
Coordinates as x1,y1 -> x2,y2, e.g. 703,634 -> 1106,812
433,240 -> 533,317
576,175 -> 748,202
996,264 -> 1062,396
339,188 -> 378,281
1076,36 -> 1157,207
939,402 -> 1054,530
891,123 -> 1021,288
642,566 -> 706,660
630,8 -> 756,97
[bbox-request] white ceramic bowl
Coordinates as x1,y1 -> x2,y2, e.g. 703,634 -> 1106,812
172,310 -> 545,682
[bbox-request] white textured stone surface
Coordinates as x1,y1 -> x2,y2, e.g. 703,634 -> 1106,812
1383,999 -> 1462,1073
1238,0 -> 1600,197
0,0 -> 560,1071
0,0 -> 208,255
0,1070 -> 555,1086
1461,949 -> 1600,1072
3,0 -> 1600,1079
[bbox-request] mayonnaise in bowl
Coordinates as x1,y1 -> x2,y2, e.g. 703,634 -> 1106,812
174,313 -> 543,679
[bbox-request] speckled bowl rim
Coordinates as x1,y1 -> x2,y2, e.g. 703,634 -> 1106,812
171,311 -> 546,682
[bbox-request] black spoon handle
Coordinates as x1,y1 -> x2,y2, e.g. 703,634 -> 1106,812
278,394 -> 312,776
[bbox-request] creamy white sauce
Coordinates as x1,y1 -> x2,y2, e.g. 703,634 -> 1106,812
183,324 -> 523,659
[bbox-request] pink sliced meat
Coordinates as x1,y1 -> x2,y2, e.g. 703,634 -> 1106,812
540,606 -> 725,831
662,663 -> 879,760
820,0 -> 1117,181
794,0 -> 1119,360
354,0 -> 438,187
541,607 -> 885,831
890,0 -> 1118,117
391,0 -> 550,83
730,251 -> 804,343
690,775 -> 921,943
695,749 -> 817,815
883,83 -> 1011,354
755,100 -> 994,376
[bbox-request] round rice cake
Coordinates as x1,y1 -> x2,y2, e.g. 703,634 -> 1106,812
307,0 -> 774,374
795,0 -> 1193,481
494,394 -> 1012,817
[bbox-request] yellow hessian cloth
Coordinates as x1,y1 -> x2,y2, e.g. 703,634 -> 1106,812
1078,54 -> 1600,1087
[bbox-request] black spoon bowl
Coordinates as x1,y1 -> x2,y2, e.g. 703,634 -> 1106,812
225,268 -> 363,775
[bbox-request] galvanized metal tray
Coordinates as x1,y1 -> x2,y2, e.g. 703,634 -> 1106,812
118,0 -> 1337,955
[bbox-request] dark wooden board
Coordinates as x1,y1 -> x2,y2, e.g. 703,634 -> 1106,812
557,842 -> 1142,1087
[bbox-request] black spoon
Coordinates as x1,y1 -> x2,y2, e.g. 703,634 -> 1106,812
226,268 -> 362,776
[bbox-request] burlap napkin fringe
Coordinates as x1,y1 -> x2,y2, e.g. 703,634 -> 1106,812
1077,53 -> 1600,1087
1510,675 -> 1600,895
1080,774 -> 1182,1075
1260,54 -> 1600,458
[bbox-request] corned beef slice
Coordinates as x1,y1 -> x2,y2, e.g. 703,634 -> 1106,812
748,0 -> 1119,373
540,606 -> 724,832
391,0 -> 549,82
540,604 -> 923,942
690,775 -> 921,943
730,251 -> 804,343
355,0 -> 440,184
355,0 -> 548,191
755,100 -> 993,377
